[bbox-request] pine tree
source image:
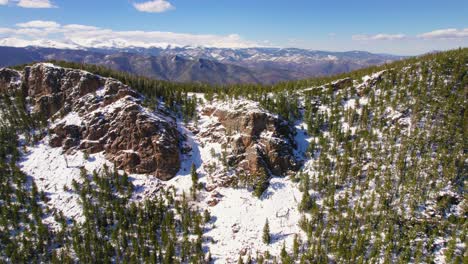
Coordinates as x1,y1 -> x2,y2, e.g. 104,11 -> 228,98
280,242 -> 292,264
238,255 -> 244,264
257,253 -> 265,264
191,163 -> 198,186
204,209 -> 211,223
163,236 -> 175,264
262,219 -> 270,244
191,163 -> 199,199
298,189 -> 312,212
253,170 -> 269,198
246,254 -> 252,264
293,234 -> 300,259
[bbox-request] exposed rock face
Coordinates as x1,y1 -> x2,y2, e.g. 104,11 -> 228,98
330,77 -> 353,91
0,63 -> 181,180
202,100 -> 299,178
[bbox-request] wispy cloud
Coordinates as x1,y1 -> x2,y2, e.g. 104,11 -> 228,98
0,20 -> 261,48
0,0 -> 8,5
0,28 -> 14,34
62,24 -> 100,31
352,33 -> 406,41
16,0 -> 56,8
17,20 -> 60,28
133,0 -> 174,13
353,28 -> 468,42
417,28 -> 468,39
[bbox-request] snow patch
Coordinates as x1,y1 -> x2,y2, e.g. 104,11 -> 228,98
206,178 -> 303,263
19,141 -> 108,226
19,139 -> 165,229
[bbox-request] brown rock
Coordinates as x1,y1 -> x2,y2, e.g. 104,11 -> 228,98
331,78 -> 353,91
205,185 -> 217,192
49,135 -> 64,148
114,151 -> 141,170
205,103 -> 299,178
2,63 -> 182,181
79,141 -> 104,154
207,199 -> 220,207
63,138 -> 79,149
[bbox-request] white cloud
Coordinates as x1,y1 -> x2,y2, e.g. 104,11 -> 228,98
17,20 -> 60,28
0,20 -> 261,49
353,28 -> 468,42
16,0 -> 56,8
0,0 -> 8,5
417,28 -> 468,39
352,33 -> 406,41
62,24 -> 99,31
133,0 -> 174,13
0,27 -> 14,34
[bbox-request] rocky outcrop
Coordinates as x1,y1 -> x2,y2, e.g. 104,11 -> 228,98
202,100 -> 299,178
330,77 -> 353,91
0,63 -> 181,180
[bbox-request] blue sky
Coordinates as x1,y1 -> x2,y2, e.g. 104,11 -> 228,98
0,0 -> 467,55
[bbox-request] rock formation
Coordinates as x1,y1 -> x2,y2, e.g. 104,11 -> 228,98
202,100 -> 299,179
0,63 -> 181,180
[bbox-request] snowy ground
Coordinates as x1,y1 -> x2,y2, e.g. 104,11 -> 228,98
204,178 -> 303,263
171,98 -> 308,263
19,141 -> 107,226
19,138 -> 165,229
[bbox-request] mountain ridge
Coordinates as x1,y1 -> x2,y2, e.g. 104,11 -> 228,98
0,45 -> 404,85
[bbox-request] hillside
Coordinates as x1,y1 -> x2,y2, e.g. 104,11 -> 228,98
0,48 -> 466,263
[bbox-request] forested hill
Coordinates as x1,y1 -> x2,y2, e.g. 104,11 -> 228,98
39,48 -> 467,105
0,48 -> 466,263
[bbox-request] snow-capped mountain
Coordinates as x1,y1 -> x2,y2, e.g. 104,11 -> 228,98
0,37 -> 81,50
0,44 -> 404,84
93,46 -> 405,80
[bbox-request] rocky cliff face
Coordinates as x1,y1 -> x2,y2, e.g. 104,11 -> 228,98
200,100 -> 299,181
0,63 -> 181,180
0,63 -> 301,182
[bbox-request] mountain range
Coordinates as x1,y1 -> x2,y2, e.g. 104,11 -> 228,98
0,45 -> 404,85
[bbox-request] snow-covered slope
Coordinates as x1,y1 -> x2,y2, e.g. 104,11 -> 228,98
205,178 -> 303,262
20,137 -> 166,228
18,95 -> 306,263
169,98 -> 305,262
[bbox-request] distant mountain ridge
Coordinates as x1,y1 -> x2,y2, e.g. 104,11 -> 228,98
91,46 -> 404,80
0,45 -> 404,84
0,46 -> 260,85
